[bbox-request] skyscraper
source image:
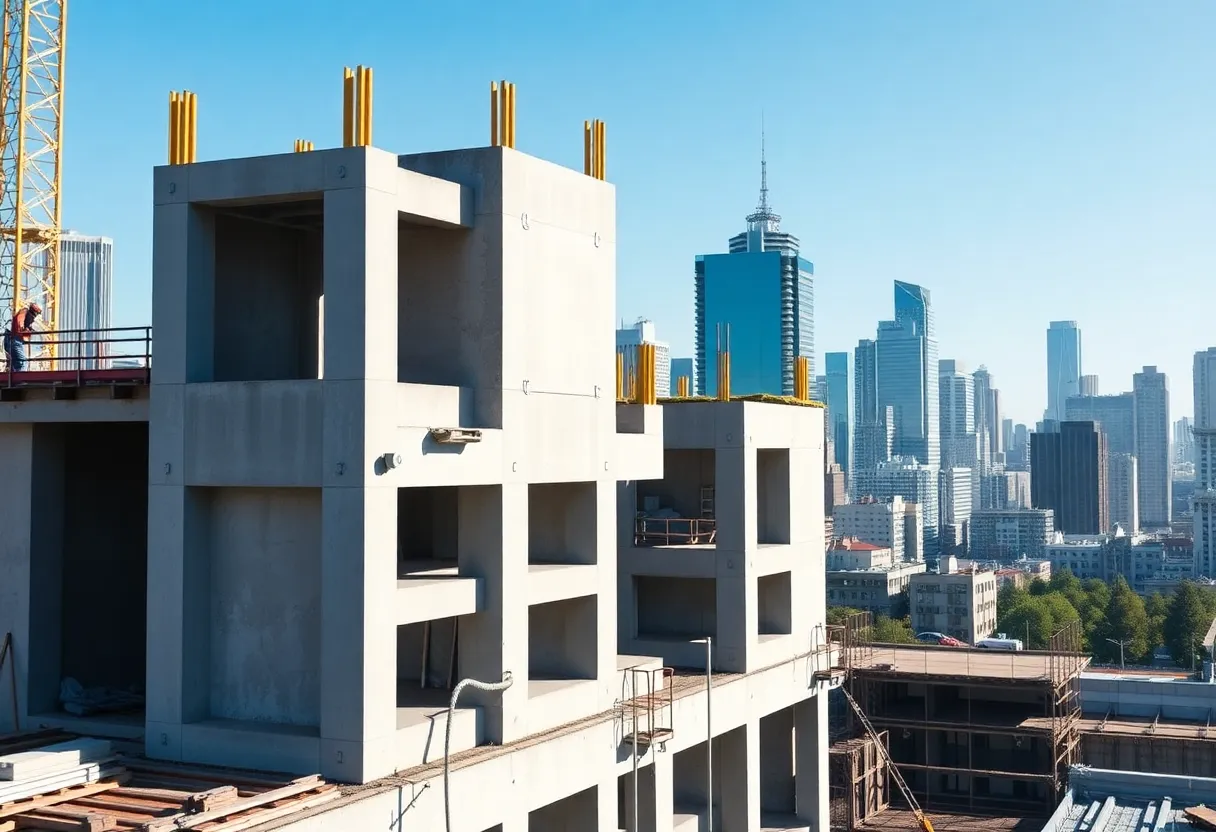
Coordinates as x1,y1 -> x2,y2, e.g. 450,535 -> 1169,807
853,339 -> 890,481
1174,417 -> 1195,465
876,282 -> 939,469
1030,421 -> 1108,535
1046,321 -> 1082,422
972,366 -> 999,465
58,232 -> 114,370
616,318 -> 670,396
694,142 -> 813,397
938,359 -> 978,471
1079,375 -> 1100,397
825,352 -> 850,474
1194,349 -> 1216,576
1133,366 -> 1171,528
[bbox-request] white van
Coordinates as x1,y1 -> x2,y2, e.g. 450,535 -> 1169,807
976,635 -> 1024,651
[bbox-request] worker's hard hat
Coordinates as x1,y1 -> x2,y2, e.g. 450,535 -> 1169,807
28,303 -> 41,314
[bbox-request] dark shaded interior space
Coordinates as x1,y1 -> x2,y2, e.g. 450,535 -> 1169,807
210,206 -> 323,382
28,422 -> 149,717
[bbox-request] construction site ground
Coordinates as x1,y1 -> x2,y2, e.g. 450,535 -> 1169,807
859,807 -> 1044,832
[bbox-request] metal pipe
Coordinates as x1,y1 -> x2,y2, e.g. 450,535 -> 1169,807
444,672 -> 513,832
705,636 -> 713,832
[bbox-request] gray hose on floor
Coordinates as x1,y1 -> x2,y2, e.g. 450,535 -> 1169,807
445,671 -> 514,832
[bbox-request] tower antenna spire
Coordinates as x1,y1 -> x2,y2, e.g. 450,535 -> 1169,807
746,113 -> 781,230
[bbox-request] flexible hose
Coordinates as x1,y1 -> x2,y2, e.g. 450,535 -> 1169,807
444,671 -> 514,832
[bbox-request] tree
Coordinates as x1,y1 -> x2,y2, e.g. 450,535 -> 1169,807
998,582 -> 1028,619
1094,576 -> 1149,664
1000,597 -> 1055,649
1028,578 -> 1051,597
1164,582 -> 1213,667
872,615 -> 914,644
1145,592 -> 1169,652
826,607 -> 863,627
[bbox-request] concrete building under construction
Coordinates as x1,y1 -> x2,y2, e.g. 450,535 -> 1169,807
835,623 -> 1089,825
0,73 -> 838,832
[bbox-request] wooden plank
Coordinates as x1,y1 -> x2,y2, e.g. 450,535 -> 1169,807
183,788 -> 237,815
192,788 -> 339,832
1,741 -> 113,782
0,779 -> 126,819
1185,806 -> 1216,831
138,779 -> 326,832
12,812 -> 116,831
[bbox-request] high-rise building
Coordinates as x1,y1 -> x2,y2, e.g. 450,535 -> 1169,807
616,318 -> 670,396
57,232 -> 114,370
938,359 -> 978,469
968,509 -> 1055,560
876,282 -> 939,469
1193,348 -> 1216,576
1079,375 -> 1100,397
1030,421 -> 1108,535
1046,321 -> 1082,422
852,339 -> 890,484
1133,366 -> 1171,528
1064,393 -> 1136,456
1175,417 -> 1195,465
972,366 -> 1000,466
1108,452 -> 1139,534
1045,321 -> 1084,423
834,496 -> 909,563
694,148 -> 813,397
1001,419 -> 1014,456
825,352 -> 850,474
669,356 -> 695,396
853,456 -> 940,560
1007,423 -> 1031,469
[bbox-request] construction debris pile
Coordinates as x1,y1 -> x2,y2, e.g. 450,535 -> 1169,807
0,730 -> 339,832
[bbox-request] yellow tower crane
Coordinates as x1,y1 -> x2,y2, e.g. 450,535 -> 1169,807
0,0 -> 66,361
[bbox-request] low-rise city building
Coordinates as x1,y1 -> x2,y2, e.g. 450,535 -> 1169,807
908,568 -> 998,644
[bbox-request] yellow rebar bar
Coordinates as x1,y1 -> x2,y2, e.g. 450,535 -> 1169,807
616,351 -> 624,400
506,82 -> 516,148
583,120 -> 591,175
169,92 -> 179,164
343,67 -> 354,148
187,92 -> 197,163
598,120 -> 606,180
491,81 -> 499,146
499,80 -> 508,148
361,66 -> 374,146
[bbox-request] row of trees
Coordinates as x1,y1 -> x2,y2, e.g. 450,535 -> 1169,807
827,571 -> 1216,667
997,571 -> 1216,666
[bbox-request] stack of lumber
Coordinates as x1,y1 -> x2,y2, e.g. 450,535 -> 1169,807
0,738 -> 124,804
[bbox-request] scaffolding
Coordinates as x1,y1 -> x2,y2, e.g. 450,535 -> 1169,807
839,619 -> 1086,821
830,732 -> 891,831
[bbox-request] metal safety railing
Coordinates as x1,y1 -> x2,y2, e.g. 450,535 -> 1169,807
1,326 -> 152,385
633,516 -> 717,547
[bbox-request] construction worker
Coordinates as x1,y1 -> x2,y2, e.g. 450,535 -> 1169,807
4,302 -> 40,371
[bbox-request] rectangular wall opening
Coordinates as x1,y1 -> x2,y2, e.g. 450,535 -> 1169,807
635,449 -> 716,547
528,481 -> 597,565
211,207 -> 323,382
635,576 -> 716,640
398,486 -> 458,577
397,222 -> 500,427
27,423 -> 149,725
396,616 -> 460,707
529,785 -> 599,831
758,572 -> 793,636
528,596 -> 597,683
757,448 -> 792,545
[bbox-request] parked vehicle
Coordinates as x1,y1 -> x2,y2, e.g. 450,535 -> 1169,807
976,635 -> 1024,651
915,632 -> 964,647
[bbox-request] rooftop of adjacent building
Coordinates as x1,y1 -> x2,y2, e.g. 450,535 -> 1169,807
831,537 -> 887,552
851,645 -> 1089,683
1045,766 -> 1216,832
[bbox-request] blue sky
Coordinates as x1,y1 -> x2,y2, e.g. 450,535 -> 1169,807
65,1 -> 1215,423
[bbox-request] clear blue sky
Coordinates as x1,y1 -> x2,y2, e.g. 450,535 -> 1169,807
64,1 -> 1216,423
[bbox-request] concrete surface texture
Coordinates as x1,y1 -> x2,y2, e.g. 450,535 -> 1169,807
0,139 -> 834,831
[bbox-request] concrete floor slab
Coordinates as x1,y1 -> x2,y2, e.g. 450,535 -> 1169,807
526,563 -> 597,606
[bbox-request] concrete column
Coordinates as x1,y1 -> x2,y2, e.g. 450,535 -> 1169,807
596,779 -> 618,831
150,202 -> 215,384
788,445 -> 822,650
458,483 -> 529,743
717,723 -> 759,831
714,446 -> 757,673
795,694 -> 829,832
318,182 -> 400,783
652,750 -> 674,832
0,425 -> 34,733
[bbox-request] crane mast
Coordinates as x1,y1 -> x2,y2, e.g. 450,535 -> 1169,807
0,0 -> 65,359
